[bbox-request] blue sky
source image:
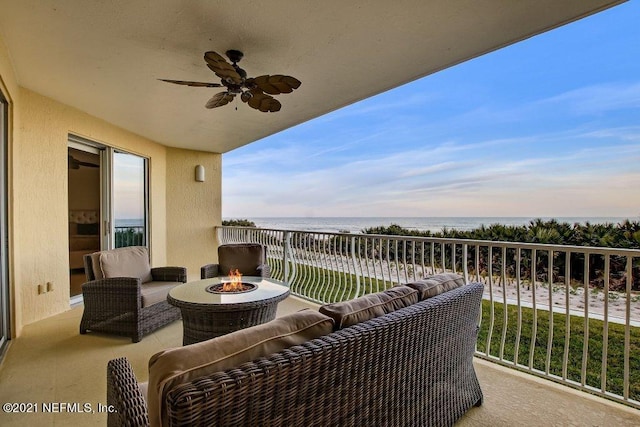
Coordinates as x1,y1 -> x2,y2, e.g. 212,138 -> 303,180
223,2 -> 640,219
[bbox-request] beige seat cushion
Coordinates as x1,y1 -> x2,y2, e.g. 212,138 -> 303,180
140,281 -> 179,307
319,285 -> 418,330
405,273 -> 466,301
148,309 -> 334,427
93,246 -> 153,283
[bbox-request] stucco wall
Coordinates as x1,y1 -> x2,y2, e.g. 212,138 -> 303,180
165,148 -> 221,281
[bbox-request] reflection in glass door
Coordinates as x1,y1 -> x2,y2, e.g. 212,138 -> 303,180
112,151 -> 148,248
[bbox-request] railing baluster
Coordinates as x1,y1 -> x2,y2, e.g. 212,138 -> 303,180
500,246 -> 508,361
430,242 -> 435,274
546,250 -> 554,376
563,250 -> 571,380
385,239 -> 392,287
402,240 -> 408,284
411,241 -> 417,281
486,245 -> 494,357
624,255 -> 632,401
582,253 -> 590,387
529,248 -> 537,371
601,254 -> 610,393
420,240 -> 426,279
514,248 -> 522,367
283,231 -> 291,286
452,243 -> 457,274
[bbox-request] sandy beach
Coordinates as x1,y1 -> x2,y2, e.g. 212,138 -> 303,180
477,278 -> 640,325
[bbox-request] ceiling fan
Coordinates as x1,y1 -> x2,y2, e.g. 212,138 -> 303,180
160,50 -> 301,112
68,155 -> 98,169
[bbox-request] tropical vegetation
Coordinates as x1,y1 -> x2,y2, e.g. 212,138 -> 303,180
362,218 -> 640,249
362,219 -> 640,291
222,218 -> 257,227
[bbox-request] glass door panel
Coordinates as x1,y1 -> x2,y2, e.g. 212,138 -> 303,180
112,151 -> 148,248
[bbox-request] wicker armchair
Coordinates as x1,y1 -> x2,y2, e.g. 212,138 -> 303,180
79,246 -> 186,342
200,243 -> 270,279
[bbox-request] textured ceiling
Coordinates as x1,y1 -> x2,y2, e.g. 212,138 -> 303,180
0,0 -> 624,153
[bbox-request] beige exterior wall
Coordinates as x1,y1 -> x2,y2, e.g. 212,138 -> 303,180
165,148 -> 221,281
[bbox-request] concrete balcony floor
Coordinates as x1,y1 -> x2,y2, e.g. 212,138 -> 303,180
0,296 -> 638,426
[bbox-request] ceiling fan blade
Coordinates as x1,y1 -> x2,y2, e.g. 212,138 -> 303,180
158,79 -> 221,87
243,90 -> 281,112
78,161 -> 98,168
249,75 -> 301,95
205,92 -> 235,109
204,51 -> 243,85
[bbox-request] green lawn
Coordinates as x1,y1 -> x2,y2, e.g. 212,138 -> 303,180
477,300 -> 640,401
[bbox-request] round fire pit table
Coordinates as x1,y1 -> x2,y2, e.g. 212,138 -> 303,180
168,276 -> 290,345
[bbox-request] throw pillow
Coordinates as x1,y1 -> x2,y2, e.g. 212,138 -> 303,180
405,273 -> 466,301
319,285 -> 418,330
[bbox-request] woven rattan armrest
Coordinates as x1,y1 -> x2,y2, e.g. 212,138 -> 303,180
82,278 -> 141,312
151,267 -> 187,283
200,263 -> 220,279
107,357 -> 149,427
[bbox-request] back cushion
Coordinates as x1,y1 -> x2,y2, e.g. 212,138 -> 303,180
97,246 -> 153,283
218,243 -> 265,276
319,285 -> 418,330
147,309 -> 334,427
405,273 -> 466,301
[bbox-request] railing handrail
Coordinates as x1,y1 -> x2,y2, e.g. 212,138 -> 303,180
218,225 -> 640,256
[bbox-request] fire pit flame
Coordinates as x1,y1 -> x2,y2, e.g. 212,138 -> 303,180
206,269 -> 258,294
224,269 -> 243,292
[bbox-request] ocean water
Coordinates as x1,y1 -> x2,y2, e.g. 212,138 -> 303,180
115,218 -> 145,227
236,217 -> 634,234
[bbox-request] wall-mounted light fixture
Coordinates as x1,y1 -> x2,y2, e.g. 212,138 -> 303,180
195,165 -> 205,182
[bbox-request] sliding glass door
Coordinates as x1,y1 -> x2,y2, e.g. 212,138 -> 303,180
68,136 -> 149,302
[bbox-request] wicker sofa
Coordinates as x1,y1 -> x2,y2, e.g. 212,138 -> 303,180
107,277 -> 483,426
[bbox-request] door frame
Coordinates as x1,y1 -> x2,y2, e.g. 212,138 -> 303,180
67,135 -> 150,304
0,90 -> 10,354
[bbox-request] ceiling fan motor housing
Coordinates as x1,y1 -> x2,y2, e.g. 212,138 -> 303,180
226,49 -> 244,63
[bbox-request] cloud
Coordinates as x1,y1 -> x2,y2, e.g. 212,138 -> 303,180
540,83 -> 640,115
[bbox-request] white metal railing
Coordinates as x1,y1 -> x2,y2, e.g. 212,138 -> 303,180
217,225 -> 640,409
